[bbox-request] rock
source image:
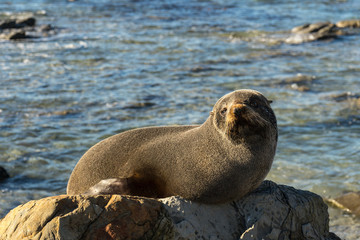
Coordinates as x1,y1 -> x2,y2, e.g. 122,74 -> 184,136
0,166 -> 9,181
122,101 -> 156,109
283,74 -> 315,92
0,180 -> 339,240
291,22 -> 334,34
227,19 -> 360,45
0,20 -> 17,30
329,92 -> 358,102
0,17 -> 36,30
336,19 -> 360,28
326,192 -> 360,217
0,16 -> 58,40
227,18 -> 360,45
266,74 -> 315,92
39,24 -> 53,32
286,19 -> 360,44
328,92 -> 360,110
286,22 -> 341,44
0,194 -> 172,240
3,30 -> 27,40
15,17 -> 36,28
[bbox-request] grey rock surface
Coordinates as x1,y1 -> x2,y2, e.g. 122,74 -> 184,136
0,180 -> 340,240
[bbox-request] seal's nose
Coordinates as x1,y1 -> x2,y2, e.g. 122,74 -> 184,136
231,104 -> 246,117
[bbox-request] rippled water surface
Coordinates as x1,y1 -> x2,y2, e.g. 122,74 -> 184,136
1,0 -> 359,238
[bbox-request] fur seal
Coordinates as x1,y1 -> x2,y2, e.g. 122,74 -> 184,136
67,89 -> 277,203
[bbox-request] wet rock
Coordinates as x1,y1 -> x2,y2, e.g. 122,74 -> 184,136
0,16 -> 57,40
336,19 -> 360,28
335,192 -> 360,216
122,101 -> 156,109
0,20 -> 17,30
0,17 -> 36,30
286,22 -> 342,44
283,74 -> 315,92
291,22 -> 333,34
330,92 -> 356,102
268,74 -> 316,92
326,192 -> 360,217
328,92 -> 360,110
39,24 -> 53,32
2,30 -> 27,40
0,180 -> 339,240
51,110 -> 77,116
330,92 -> 360,102
15,17 -> 36,28
286,19 -> 360,44
0,166 -> 10,181
227,19 -> 360,45
190,66 -> 220,73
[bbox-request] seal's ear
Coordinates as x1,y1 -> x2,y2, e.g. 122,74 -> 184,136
210,111 -> 214,116
267,100 -> 273,104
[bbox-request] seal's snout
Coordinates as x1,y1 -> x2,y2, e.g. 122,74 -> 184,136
231,104 -> 246,118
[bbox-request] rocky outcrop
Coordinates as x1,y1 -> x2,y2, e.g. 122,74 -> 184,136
0,16 -> 57,40
336,19 -> 360,28
277,73 -> 315,92
0,17 -> 36,29
285,19 -> 360,44
0,180 -> 340,240
228,19 -> 360,45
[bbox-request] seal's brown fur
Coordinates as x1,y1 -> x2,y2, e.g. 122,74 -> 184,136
67,89 -> 277,203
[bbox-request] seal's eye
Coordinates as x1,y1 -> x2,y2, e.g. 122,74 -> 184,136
220,108 -> 227,116
250,101 -> 258,108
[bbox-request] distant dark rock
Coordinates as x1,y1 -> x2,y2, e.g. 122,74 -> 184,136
0,166 -> 10,181
123,101 -> 156,109
0,15 -> 57,41
15,17 -> 36,28
4,30 -> 27,40
0,20 -> 17,30
190,66 -> 220,73
0,17 -> 36,30
39,24 -> 53,32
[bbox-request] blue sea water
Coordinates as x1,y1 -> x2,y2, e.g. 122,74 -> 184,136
0,0 -> 359,238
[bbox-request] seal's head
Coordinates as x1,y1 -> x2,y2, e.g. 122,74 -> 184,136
211,89 -> 277,144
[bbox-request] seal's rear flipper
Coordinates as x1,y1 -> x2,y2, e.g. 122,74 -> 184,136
83,177 -> 163,198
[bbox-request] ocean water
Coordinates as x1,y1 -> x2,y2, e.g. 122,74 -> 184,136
0,0 -> 359,238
